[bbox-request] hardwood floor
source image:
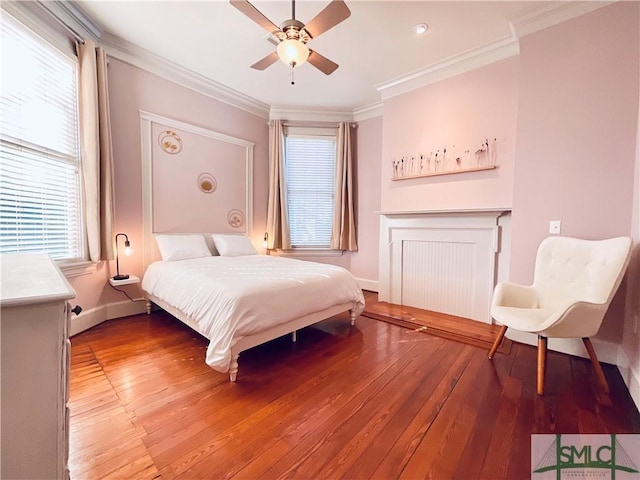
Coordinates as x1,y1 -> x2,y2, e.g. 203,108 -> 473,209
69,293 -> 640,479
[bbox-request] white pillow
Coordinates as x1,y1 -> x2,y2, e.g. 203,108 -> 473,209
155,234 -> 212,262
212,234 -> 258,257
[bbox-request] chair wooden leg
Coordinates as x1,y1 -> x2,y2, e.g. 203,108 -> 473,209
537,336 -> 547,395
488,325 -> 508,360
582,337 -> 610,394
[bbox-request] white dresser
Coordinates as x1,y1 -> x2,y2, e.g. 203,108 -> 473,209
1,254 -> 76,480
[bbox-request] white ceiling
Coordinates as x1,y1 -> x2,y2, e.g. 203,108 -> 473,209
74,1 -> 557,112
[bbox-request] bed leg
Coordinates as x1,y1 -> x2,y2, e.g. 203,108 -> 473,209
350,309 -> 356,326
229,355 -> 239,382
145,300 -> 151,315
292,330 -> 297,343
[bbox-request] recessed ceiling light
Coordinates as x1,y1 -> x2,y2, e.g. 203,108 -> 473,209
414,23 -> 429,35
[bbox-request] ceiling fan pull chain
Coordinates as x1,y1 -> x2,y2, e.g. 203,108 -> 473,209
290,63 -> 295,85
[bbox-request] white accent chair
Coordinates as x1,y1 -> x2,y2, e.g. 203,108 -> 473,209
488,236 -> 632,395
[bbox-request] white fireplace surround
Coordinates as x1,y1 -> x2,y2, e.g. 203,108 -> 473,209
378,209 -> 511,323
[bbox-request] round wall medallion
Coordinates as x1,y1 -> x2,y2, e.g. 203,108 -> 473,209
227,209 -> 245,228
158,130 -> 183,154
198,173 -> 217,194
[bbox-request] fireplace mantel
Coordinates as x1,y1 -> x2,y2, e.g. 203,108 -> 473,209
378,209 -> 511,323
377,208 -> 511,217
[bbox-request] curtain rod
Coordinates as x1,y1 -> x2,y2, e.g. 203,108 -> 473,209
36,1 -> 85,44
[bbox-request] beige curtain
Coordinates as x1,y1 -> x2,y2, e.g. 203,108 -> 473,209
266,120 -> 291,250
77,40 -> 115,262
331,122 -> 358,251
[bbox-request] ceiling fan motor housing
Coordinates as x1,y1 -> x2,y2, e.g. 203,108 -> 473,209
278,19 -> 311,43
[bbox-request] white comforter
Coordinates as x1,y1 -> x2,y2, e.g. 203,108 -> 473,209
141,255 -> 365,372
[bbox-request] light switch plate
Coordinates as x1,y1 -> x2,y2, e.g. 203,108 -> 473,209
549,220 -> 561,234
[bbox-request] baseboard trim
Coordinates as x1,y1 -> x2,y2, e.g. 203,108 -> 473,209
70,298 -> 147,337
505,330 -> 620,365
617,348 -> 640,412
356,278 -> 379,292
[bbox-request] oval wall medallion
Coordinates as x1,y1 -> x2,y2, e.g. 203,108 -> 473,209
158,130 -> 183,154
227,209 -> 245,228
198,173 -> 217,194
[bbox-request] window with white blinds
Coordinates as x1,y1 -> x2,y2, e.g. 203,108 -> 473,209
0,14 -> 83,261
284,133 -> 336,248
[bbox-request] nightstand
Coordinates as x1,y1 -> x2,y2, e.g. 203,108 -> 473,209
109,275 -> 140,287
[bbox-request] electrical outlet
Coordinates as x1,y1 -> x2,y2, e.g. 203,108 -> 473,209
549,220 -> 561,235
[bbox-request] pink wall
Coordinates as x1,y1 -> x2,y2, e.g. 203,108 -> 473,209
510,2 -> 639,283
380,56 -> 519,212
69,58 -> 269,310
350,116 -> 382,286
509,2 -> 639,343
151,122 -> 250,234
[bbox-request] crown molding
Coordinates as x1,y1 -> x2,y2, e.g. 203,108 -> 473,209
376,34 -> 519,101
509,0 -> 614,39
269,106 -> 354,123
353,102 -> 383,122
269,101 -> 383,123
4,0 -> 103,42
1,1 -> 82,55
375,1 -> 613,102
100,32 -> 270,119
43,0 -> 103,40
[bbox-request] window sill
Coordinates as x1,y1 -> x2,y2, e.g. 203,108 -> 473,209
57,260 -> 97,278
270,249 -> 344,257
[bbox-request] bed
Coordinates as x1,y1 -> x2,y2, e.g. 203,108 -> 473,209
141,234 -> 365,381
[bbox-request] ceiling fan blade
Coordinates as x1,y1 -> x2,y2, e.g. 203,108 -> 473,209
307,50 -> 339,75
251,51 -> 280,70
230,0 -> 281,35
302,0 -> 351,39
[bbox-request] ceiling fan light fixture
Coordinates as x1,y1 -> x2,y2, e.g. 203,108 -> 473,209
277,38 -> 310,67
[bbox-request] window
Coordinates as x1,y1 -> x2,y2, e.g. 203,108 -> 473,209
284,132 -> 336,248
0,14 -> 83,261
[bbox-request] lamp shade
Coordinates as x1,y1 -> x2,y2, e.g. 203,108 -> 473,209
277,39 -> 310,67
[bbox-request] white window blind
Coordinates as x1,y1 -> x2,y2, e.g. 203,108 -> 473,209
0,13 -> 83,260
284,134 -> 336,248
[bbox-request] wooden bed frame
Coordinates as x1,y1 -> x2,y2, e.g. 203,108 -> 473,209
145,293 -> 358,382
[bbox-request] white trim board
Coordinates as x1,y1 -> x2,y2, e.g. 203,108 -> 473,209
617,347 -> 640,412
356,278 -> 379,293
69,299 -> 147,337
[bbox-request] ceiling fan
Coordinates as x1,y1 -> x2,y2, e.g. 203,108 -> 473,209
230,0 -> 351,80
